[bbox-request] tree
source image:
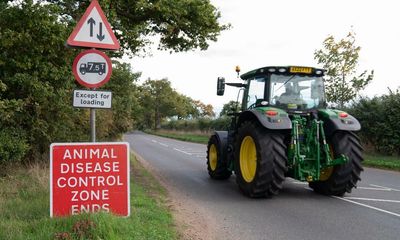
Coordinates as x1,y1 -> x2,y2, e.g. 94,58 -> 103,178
220,100 -> 240,117
139,79 -> 179,129
96,62 -> 142,139
0,1 -> 86,162
42,0 -> 229,56
314,31 -> 374,108
174,95 -> 199,119
0,0 -> 228,163
0,2 -> 143,163
193,100 -> 215,118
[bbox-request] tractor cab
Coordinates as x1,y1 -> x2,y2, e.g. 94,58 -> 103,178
240,66 -> 326,113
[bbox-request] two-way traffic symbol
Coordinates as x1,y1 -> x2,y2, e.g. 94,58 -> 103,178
87,18 -> 105,41
67,0 -> 119,50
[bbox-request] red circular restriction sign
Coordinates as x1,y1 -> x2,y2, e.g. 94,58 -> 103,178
72,49 -> 112,88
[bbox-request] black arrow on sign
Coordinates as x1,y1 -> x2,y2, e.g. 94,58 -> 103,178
97,22 -> 105,41
87,18 -> 96,37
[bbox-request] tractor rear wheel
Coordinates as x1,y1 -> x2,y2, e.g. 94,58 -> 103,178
309,131 -> 363,196
234,121 -> 287,198
207,135 -> 232,180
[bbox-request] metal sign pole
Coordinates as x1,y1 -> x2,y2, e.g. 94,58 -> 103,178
90,108 -> 96,142
90,88 -> 96,142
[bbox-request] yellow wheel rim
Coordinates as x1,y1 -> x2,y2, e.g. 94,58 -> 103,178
320,145 -> 334,181
320,167 -> 333,181
240,136 -> 257,182
209,144 -> 218,171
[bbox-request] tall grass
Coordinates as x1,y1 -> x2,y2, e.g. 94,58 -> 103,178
0,156 -> 177,240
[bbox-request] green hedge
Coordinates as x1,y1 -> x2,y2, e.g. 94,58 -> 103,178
348,89 -> 400,155
161,117 -> 230,132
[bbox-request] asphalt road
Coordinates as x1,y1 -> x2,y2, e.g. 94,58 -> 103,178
124,131 -> 400,240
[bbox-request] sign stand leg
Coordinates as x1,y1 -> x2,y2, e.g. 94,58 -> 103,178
90,87 -> 96,142
90,108 -> 96,142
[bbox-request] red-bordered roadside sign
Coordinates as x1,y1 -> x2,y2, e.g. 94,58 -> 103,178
67,0 -> 120,50
50,142 -> 130,217
72,49 -> 112,88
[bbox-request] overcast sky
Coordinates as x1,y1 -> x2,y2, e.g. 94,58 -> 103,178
126,0 -> 400,114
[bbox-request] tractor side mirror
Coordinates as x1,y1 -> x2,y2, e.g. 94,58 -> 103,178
217,77 -> 225,96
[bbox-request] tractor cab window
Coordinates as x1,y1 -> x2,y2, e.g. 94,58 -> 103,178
246,77 -> 266,109
269,74 -> 325,110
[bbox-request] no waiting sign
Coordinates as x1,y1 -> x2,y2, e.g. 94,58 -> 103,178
72,49 -> 112,88
50,142 -> 130,217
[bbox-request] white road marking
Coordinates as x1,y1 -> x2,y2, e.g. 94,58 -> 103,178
332,196 -> 400,218
292,181 -> 308,185
343,197 -> 400,203
173,148 -> 192,155
370,184 -> 400,192
151,140 -> 157,143
159,142 -> 169,147
185,151 -> 206,154
357,187 -> 392,191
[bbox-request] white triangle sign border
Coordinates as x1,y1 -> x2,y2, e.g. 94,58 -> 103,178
67,0 -> 120,50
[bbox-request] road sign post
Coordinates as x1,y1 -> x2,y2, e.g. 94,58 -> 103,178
55,0 -> 125,218
67,0 -> 120,143
90,107 -> 96,142
50,143 -> 130,217
72,49 -> 112,142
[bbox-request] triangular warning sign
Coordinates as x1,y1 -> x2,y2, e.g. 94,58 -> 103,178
67,0 -> 120,50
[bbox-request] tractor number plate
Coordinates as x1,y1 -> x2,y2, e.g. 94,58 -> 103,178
290,67 -> 312,74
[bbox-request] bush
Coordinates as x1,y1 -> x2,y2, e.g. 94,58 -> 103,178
0,129 -> 28,164
160,117 -> 231,133
349,89 -> 400,155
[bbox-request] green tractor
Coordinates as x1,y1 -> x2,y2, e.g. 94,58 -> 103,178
207,66 -> 363,197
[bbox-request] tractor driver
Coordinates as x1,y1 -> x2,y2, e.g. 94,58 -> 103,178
277,84 -> 305,105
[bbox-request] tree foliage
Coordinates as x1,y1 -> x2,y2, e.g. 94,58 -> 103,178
0,2 -> 140,163
0,1 -> 81,163
219,100 -> 240,117
314,31 -> 374,108
96,62 -> 142,139
138,79 -> 213,130
192,100 -> 215,118
42,0 -> 229,56
348,89 -> 400,155
139,79 -> 178,129
0,0 -> 221,164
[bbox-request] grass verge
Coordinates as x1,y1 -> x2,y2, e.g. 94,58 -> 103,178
146,130 -> 400,172
0,155 -> 177,240
146,130 -> 209,144
363,154 -> 400,171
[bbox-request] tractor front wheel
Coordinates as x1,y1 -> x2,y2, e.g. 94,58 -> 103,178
309,131 -> 363,196
234,122 -> 287,198
207,135 -> 232,180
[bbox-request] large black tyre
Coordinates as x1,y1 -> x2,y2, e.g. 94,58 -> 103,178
234,121 -> 287,198
207,135 -> 232,180
309,131 -> 363,196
